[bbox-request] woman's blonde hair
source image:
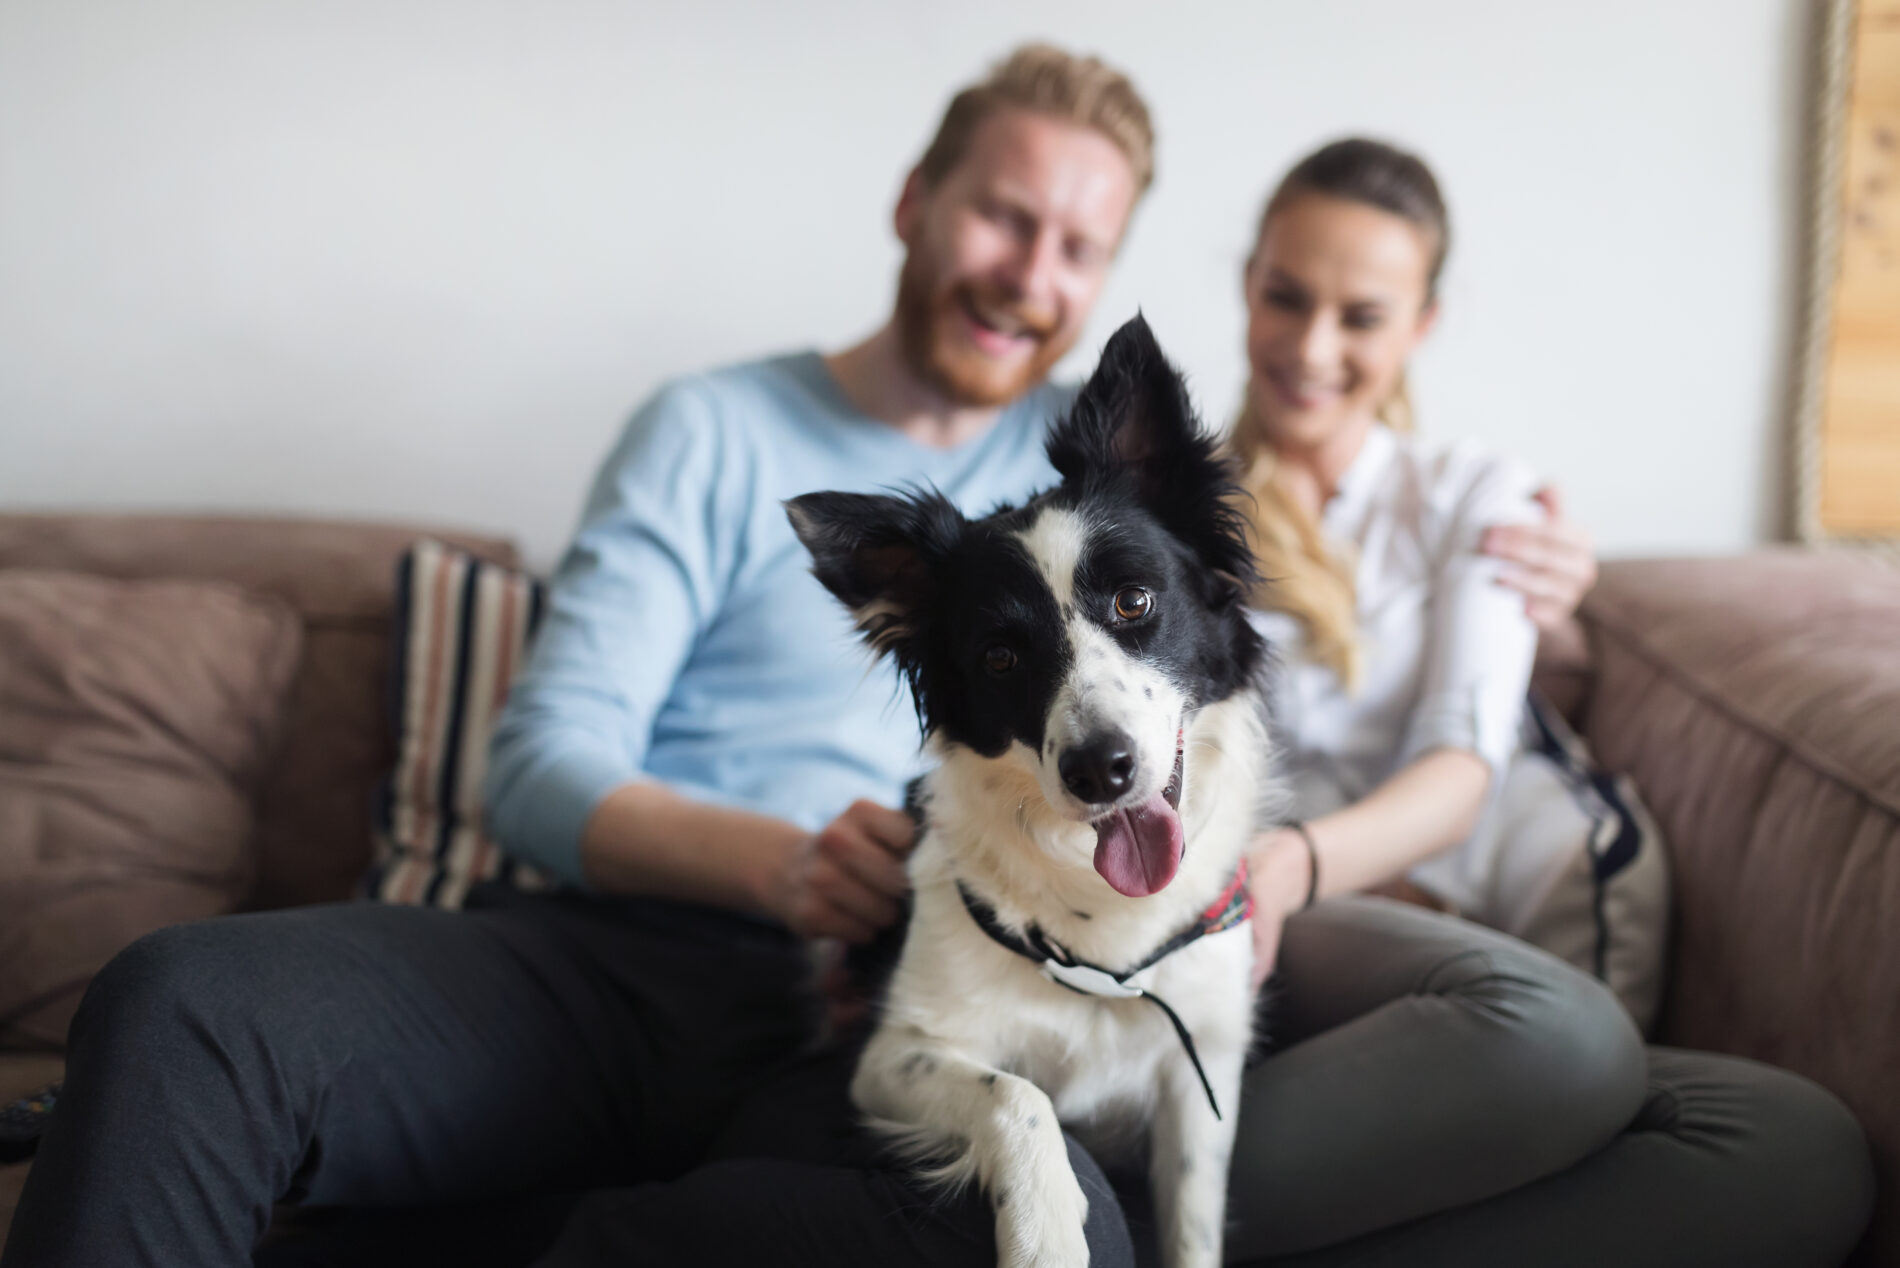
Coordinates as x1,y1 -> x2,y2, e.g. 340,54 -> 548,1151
1230,138 -> 1449,686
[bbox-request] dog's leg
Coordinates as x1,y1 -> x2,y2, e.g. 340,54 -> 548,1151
853,1028 -> 1091,1268
1149,1046 -> 1245,1268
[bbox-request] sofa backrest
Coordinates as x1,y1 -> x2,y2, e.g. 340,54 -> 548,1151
0,514 -> 518,909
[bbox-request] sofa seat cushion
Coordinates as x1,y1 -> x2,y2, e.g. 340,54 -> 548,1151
0,571 -> 302,1050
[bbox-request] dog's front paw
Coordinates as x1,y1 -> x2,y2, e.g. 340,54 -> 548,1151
993,1161 -> 1091,1268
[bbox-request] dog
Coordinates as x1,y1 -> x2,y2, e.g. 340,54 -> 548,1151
786,314 -> 1272,1268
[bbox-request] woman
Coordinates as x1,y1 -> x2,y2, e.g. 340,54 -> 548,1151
1219,138 -> 1873,1265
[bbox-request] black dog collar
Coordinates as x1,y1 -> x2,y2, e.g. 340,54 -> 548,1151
954,865 -> 1251,1120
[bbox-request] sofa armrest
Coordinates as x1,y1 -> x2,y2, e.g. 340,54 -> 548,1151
1579,550 -> 1900,1262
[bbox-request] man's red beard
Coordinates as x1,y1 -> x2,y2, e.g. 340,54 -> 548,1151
893,251 -> 1075,409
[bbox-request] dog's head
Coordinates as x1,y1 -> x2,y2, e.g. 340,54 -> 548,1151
788,315 -> 1265,897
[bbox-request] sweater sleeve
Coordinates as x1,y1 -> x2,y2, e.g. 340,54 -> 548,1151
1396,447 -> 1543,780
483,379 -> 745,886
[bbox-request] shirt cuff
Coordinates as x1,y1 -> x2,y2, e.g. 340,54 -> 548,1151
484,741 -> 635,889
1399,682 -> 1523,776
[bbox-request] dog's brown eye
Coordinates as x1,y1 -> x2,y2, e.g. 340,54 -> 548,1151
1113,587 -> 1154,622
984,645 -> 1017,675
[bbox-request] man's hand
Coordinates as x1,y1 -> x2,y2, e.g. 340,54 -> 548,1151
770,799 -> 916,943
1244,827 -> 1315,992
1481,485 -> 1599,634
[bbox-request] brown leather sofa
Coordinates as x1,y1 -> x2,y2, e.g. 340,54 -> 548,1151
0,515 -> 1894,1262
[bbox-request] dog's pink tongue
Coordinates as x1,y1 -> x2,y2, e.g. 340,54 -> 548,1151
1091,793 -> 1184,897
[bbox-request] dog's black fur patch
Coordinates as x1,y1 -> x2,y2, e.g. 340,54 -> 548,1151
788,314 -> 1265,763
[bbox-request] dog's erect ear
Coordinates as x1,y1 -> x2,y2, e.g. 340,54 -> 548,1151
784,489 -> 964,658
1047,314 -> 1257,586
1046,313 -> 1198,490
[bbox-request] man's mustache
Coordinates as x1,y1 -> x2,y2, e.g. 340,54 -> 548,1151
949,284 -> 1060,343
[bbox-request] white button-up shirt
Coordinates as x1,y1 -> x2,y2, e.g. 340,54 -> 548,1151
1246,423 -> 1543,908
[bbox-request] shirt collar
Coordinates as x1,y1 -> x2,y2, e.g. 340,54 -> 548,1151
1322,422 -> 1398,529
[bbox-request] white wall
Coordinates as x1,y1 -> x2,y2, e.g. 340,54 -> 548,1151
0,0 -> 1808,568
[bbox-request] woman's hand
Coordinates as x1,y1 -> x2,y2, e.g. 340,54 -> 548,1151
769,799 -> 916,943
1482,485 -> 1599,633
1244,827 -> 1316,991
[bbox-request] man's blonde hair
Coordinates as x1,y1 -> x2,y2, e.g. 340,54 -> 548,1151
916,43 -> 1155,195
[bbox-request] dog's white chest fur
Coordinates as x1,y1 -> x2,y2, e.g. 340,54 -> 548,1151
852,694 -> 1268,1268
911,903 -> 1252,1138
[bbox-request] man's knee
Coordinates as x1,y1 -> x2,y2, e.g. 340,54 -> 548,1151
70,918 -> 269,1062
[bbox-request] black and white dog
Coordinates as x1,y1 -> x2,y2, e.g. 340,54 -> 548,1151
787,316 -> 1271,1268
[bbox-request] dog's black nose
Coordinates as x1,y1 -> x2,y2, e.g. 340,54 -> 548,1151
1059,733 -> 1136,806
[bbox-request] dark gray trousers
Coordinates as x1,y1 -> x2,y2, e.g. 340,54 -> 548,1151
1,885 -> 1130,1268
0,890 -> 1874,1267
1222,898 -> 1874,1266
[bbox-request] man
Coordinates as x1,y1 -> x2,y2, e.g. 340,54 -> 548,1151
3,44 -> 1597,1268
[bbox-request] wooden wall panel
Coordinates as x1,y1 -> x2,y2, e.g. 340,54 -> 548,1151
1820,0 -> 1900,534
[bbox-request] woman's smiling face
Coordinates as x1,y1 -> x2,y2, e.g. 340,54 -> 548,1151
1242,192 -> 1439,456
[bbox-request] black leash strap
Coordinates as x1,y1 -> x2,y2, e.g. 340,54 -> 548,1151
955,880 -> 1240,1120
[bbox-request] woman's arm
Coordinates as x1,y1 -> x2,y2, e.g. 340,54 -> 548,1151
1246,447 -> 1543,984
1245,747 -> 1489,987
1263,747 -> 1490,903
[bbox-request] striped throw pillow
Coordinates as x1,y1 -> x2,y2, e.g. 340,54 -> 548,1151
366,539 -> 555,907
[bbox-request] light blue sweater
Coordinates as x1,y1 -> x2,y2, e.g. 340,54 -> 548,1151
484,352 -> 1073,887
